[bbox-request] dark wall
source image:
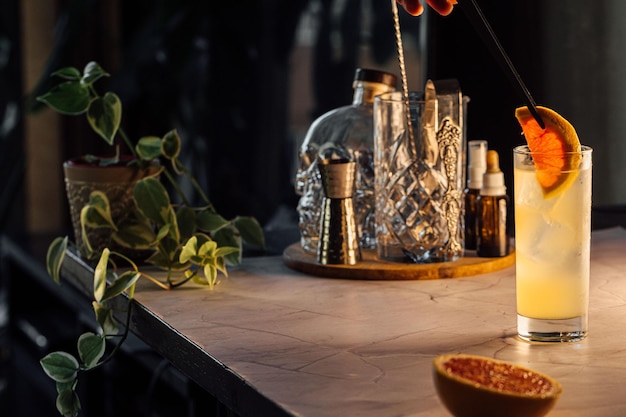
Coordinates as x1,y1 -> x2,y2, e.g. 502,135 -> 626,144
427,0 -> 544,233
427,1 -> 544,189
30,0 -> 308,227
0,0 -> 25,235
24,0 -> 545,232
113,1 -> 307,224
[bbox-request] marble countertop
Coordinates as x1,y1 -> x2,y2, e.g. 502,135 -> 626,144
63,226 -> 626,417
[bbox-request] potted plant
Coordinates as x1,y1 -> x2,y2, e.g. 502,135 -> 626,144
36,61 -> 265,417
38,62 -> 158,256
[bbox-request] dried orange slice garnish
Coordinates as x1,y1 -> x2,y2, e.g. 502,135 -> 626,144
515,106 -> 582,198
433,354 -> 562,417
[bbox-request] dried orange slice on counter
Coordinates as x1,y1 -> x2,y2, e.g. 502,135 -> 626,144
515,106 -> 582,198
433,353 -> 562,417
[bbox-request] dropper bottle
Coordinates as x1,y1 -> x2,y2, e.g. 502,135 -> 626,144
464,140 -> 488,250
476,150 -> 510,257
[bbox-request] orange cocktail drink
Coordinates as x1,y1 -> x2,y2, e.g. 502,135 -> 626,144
514,107 -> 592,342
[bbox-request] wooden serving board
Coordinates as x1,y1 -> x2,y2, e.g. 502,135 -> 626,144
282,243 -> 515,280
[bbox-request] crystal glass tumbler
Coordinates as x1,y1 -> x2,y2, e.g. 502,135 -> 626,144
373,91 -> 465,263
514,145 -> 592,342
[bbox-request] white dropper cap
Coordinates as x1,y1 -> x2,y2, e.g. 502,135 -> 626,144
481,150 -> 507,196
467,140 -> 488,189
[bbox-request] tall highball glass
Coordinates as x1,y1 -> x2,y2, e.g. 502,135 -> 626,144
514,145 -> 592,342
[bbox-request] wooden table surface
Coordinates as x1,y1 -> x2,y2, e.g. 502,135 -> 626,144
61,227 -> 626,417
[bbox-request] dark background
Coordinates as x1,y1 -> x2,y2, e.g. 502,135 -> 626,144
0,0 -> 543,238
4,2 -> 626,416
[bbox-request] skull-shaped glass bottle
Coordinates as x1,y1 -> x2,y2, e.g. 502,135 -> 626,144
295,68 -> 397,254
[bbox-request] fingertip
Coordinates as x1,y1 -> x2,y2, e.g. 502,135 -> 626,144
426,0 -> 455,16
400,0 -> 424,16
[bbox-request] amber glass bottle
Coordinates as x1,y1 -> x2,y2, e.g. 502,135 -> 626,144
476,150 -> 510,257
463,140 -> 487,250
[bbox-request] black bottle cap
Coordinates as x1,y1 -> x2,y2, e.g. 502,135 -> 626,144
354,68 -> 398,88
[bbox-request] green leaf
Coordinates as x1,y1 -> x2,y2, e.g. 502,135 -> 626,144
93,302 -> 119,336
81,61 -> 109,85
144,248 -> 172,270
51,66 -> 81,81
161,130 -> 181,160
196,210 -> 229,232
80,191 -> 116,229
203,263 -> 218,289
56,384 -> 81,417
79,191 -> 116,256
93,248 -> 110,303
46,236 -> 68,284
234,216 -> 265,249
213,253 -> 230,276
81,205 -> 116,230
83,148 -> 121,167
102,271 -> 140,302
146,245 -> 187,271
150,235 -> 180,267
215,245 -> 240,260
161,234 -> 182,255
87,92 -> 121,145
155,224 -> 171,242
133,178 -> 171,224
197,239 -> 217,257
165,205 -> 181,242
177,206 -> 196,241
37,81 -> 90,115
213,226 -> 243,265
180,234 -> 236,286
56,379 -> 77,394
136,136 -> 163,160
77,332 -> 105,368
112,218 -> 156,249
179,236 -> 198,264
40,351 -> 79,383
194,233 -> 212,246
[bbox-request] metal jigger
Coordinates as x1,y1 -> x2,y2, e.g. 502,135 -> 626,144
317,158 -> 361,265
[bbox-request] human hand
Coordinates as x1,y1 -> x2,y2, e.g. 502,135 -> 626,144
397,0 -> 457,16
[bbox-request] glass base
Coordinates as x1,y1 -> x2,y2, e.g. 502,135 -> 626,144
517,314 -> 587,343
377,244 -> 462,264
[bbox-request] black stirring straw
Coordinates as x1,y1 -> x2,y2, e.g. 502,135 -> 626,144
459,0 -> 545,129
